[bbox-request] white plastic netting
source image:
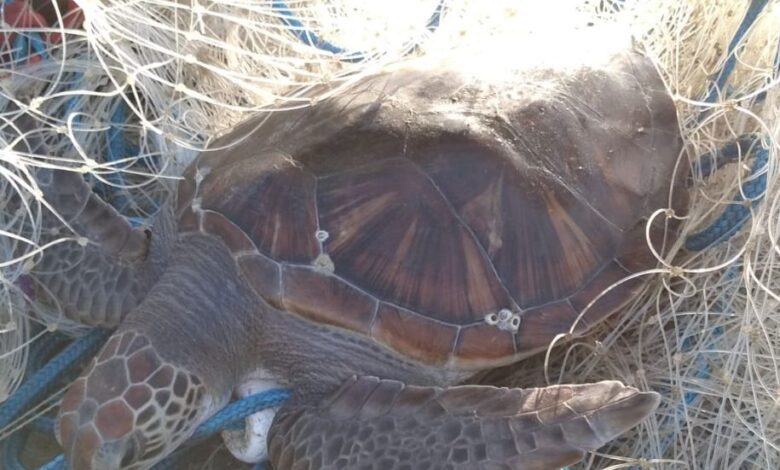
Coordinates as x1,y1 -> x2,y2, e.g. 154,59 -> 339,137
0,0 -> 778,468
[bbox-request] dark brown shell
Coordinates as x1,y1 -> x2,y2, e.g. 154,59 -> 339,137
176,51 -> 687,369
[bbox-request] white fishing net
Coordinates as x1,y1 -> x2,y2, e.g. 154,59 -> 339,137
0,0 -> 777,468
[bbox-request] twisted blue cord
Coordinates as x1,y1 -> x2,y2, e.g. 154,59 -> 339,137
0,329 -> 111,432
38,454 -> 65,470
32,388 -> 290,469
686,145 -> 768,251
684,0 -> 776,251
700,0 -> 769,107
0,331 -> 110,470
692,134 -> 756,179
12,31 -> 29,66
188,389 -> 290,445
150,388 -> 290,469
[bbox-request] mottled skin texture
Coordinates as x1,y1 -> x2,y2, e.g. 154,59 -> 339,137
30,51 -> 686,469
269,377 -> 659,470
32,167 -> 175,325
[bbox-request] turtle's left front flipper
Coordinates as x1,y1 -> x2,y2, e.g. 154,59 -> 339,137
268,377 -> 659,470
17,119 -> 175,326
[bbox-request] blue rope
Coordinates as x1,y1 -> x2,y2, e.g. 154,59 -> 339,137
28,31 -> 47,57
692,134 -> 756,179
0,329 -> 111,432
150,388 -> 290,469
700,0 -> 769,107
37,454 -> 64,470
683,0 -> 776,251
187,389 -> 290,445
0,331 -> 110,470
686,144 -> 768,251
35,388 -> 289,469
11,31 -> 29,66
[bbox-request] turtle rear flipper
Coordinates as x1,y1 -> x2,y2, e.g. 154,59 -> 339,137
20,122 -> 173,326
268,377 -> 659,470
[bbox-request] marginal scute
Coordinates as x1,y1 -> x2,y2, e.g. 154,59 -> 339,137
238,254 -> 282,309
371,303 -> 458,365
569,261 -> 639,324
514,301 -> 581,357
177,206 -> 200,233
201,210 -> 256,253
617,216 -> 682,273
281,264 -> 376,334
453,324 -> 516,365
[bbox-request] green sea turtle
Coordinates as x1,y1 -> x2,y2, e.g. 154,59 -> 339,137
30,49 -> 686,469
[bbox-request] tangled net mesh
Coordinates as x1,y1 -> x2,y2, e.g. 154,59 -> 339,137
0,0 -> 778,468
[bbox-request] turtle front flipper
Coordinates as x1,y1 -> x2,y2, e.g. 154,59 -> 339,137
56,233 -> 256,469
30,155 -> 175,326
31,166 -> 174,326
268,377 -> 659,470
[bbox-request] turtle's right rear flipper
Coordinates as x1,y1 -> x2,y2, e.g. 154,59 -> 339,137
12,115 -> 171,326
268,377 -> 659,470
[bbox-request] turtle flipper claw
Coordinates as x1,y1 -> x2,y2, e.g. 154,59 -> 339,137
268,377 -> 658,470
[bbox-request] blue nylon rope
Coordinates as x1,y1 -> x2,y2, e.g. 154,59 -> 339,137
686,144 -> 768,251
11,32 -> 28,66
0,330 -> 110,470
150,388 -> 290,470
186,389 -> 290,445
700,0 -> 770,107
0,328 -> 111,432
32,389 -> 290,470
37,454 -> 65,470
683,0 -> 775,251
692,134 -> 756,179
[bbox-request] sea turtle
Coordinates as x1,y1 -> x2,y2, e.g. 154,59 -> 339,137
29,49 -> 687,469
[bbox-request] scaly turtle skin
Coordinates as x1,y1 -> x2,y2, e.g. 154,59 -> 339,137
34,50 -> 686,469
